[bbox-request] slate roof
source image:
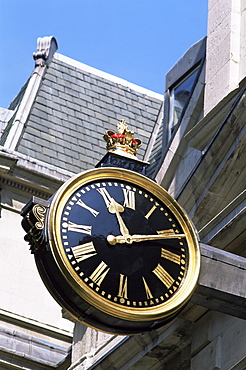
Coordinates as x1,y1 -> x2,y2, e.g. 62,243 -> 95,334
0,108 -> 14,136
146,121 -> 163,178
1,47 -> 163,175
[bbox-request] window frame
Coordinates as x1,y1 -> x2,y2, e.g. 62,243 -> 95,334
162,38 -> 206,149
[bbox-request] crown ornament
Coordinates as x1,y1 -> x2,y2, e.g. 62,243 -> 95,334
103,120 -> 142,158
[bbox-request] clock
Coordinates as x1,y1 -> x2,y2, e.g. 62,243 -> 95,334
34,166 -> 200,335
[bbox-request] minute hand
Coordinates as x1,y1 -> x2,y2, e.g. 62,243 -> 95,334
107,233 -> 186,245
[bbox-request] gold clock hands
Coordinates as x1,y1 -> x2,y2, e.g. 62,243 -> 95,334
108,198 -> 130,236
107,233 -> 186,245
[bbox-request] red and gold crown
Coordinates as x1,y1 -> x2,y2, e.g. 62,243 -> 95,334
103,120 -> 142,158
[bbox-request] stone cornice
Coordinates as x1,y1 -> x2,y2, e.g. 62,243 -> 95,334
0,148 -> 74,199
0,175 -> 52,201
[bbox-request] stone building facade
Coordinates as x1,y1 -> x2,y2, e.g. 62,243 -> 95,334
0,0 -> 245,369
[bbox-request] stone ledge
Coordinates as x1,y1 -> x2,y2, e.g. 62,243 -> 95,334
0,325 -> 71,368
191,243 -> 246,319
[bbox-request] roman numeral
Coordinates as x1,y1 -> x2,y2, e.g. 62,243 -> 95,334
77,199 -> 99,217
118,274 -> 128,299
161,248 -> 181,264
153,264 -> 174,289
157,229 -> 175,236
97,187 -> 112,208
89,261 -> 110,286
145,205 -> 157,219
71,242 -> 97,262
142,277 -> 153,299
123,189 -> 135,210
63,221 -> 92,235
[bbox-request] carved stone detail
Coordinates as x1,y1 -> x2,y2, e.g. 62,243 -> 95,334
33,36 -> 58,67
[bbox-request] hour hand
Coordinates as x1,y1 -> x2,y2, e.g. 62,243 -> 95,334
108,198 -> 130,236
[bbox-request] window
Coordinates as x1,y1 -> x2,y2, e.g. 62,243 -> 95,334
168,66 -> 200,139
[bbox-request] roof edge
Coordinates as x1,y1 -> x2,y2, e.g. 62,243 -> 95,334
0,147 -> 74,182
165,37 -> 206,91
2,37 -> 58,151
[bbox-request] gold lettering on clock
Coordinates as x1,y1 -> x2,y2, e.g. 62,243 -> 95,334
142,277 -> 153,299
118,274 -> 128,299
145,205 -> 157,219
157,229 -> 175,236
123,188 -> 135,210
72,242 -> 97,262
97,187 -> 112,208
161,248 -> 181,264
153,264 -> 175,289
77,199 -> 99,217
89,261 -> 110,286
63,221 -> 92,235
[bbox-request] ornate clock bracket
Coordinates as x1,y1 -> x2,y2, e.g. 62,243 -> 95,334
21,196 -> 50,254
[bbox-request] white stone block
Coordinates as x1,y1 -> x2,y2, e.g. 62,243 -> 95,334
191,311 -> 237,355
191,336 -> 221,370
0,207 -> 74,333
205,0 -> 243,114
220,318 -> 246,369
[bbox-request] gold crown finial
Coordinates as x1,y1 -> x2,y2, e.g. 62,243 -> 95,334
103,120 -> 142,158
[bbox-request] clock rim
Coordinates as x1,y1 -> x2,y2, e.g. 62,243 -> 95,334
47,167 -> 200,322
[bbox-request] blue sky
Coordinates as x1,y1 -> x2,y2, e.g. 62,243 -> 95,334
0,0 -> 208,109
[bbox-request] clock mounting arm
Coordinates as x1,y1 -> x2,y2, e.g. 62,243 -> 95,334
21,196 -> 50,254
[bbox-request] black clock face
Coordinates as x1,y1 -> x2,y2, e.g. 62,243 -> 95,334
49,168 -> 200,321
59,181 -> 188,308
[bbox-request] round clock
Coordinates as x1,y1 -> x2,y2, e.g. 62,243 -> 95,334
36,167 -> 200,335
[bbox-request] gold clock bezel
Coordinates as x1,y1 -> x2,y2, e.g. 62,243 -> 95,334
48,167 -> 200,322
